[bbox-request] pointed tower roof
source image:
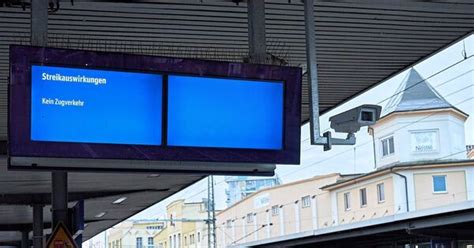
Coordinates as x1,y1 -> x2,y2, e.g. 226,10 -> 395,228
382,68 -> 467,117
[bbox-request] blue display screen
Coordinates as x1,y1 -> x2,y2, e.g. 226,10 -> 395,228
31,65 -> 163,145
167,75 -> 284,150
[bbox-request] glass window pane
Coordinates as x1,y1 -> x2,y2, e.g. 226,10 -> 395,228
137,238 -> 143,248
344,192 -> 351,210
389,137 -> 395,154
382,140 -> 388,156
433,175 -> 447,192
360,188 -> 367,206
377,183 -> 385,202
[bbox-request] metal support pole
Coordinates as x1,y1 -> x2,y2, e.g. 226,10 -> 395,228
30,4 -> 48,245
304,0 -> 358,150
21,231 -> 29,248
210,176 -> 216,248
304,0 -> 327,146
52,172 -> 68,228
33,205 -> 43,248
31,0 -> 48,46
247,0 -> 267,64
207,176 -> 211,248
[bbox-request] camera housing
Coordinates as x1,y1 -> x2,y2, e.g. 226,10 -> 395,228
329,104 -> 382,134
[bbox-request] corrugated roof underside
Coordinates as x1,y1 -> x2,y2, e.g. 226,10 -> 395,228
1,0 -> 473,139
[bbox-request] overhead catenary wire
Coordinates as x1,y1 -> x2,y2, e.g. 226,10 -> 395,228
129,48 -> 473,222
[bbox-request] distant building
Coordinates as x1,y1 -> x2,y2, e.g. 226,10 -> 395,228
217,160 -> 474,247
217,173 -> 350,247
225,176 -> 281,207
108,220 -> 165,248
154,199 -> 210,248
215,68 -> 474,248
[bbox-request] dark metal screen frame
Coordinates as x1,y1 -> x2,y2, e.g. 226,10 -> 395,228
8,45 -> 302,172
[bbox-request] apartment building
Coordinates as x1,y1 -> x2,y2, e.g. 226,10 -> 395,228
216,173 -> 355,247
225,176 -> 281,207
323,160 -> 474,225
153,200 -> 209,248
108,220 -> 165,248
216,69 -> 474,247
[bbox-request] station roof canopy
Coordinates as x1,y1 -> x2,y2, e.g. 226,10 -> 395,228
0,0 -> 473,245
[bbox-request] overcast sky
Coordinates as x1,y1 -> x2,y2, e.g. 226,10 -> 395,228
119,34 -> 474,222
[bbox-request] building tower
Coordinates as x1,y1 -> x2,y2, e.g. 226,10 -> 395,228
370,69 -> 469,169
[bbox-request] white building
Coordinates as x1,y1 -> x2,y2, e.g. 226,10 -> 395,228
371,68 -> 468,168
108,220 -> 165,248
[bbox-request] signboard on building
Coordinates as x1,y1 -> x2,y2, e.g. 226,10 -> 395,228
8,45 -> 302,174
410,129 -> 439,153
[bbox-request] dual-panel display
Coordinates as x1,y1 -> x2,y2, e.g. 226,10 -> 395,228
31,65 -> 284,150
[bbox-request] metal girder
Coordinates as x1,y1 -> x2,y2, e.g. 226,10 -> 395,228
0,241 -> 21,247
407,228 -> 474,239
0,223 -> 51,232
0,189 -> 166,205
0,219 -> 113,232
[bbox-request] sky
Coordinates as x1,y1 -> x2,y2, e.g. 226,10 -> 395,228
87,34 -> 474,245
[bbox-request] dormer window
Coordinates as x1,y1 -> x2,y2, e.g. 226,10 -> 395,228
381,136 -> 395,157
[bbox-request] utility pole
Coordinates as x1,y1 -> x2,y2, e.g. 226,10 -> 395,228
211,176 -> 217,248
207,176 -> 216,248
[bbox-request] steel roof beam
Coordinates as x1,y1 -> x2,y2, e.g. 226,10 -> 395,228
0,189 -> 165,205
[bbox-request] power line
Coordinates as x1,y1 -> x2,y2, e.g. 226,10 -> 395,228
133,52 -> 474,222
284,89 -> 474,179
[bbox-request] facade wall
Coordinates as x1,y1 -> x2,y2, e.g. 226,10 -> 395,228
108,222 -> 164,248
414,170 -> 467,210
215,164 -> 474,247
372,111 -> 467,168
154,200 -> 208,248
216,174 -> 341,248
336,176 -> 395,225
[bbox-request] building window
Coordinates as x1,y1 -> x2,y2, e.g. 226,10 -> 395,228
411,130 -> 439,153
433,175 -> 447,193
271,205 -> 279,216
184,236 -> 187,246
246,213 -> 254,223
197,232 -> 200,242
302,195 -> 311,208
190,234 -> 195,245
136,237 -> 143,248
246,180 -> 256,191
381,136 -> 395,157
148,237 -> 154,248
226,219 -> 232,228
343,192 -> 351,211
360,188 -> 367,207
377,183 -> 385,203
